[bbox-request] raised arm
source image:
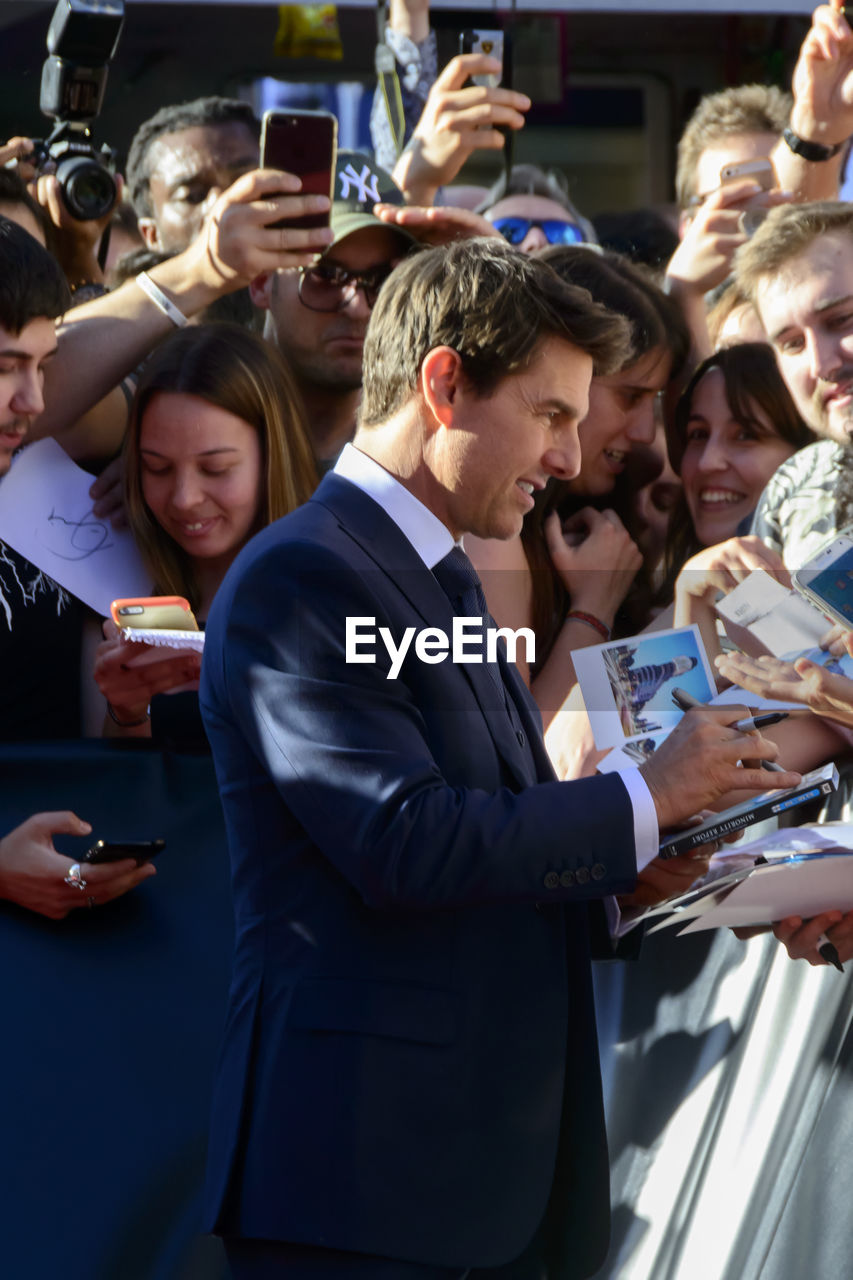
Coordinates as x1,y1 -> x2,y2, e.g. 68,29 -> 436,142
771,2 -> 853,202
391,54 -> 530,207
33,169 -> 334,456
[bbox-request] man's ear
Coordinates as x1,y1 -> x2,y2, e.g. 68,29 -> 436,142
136,217 -> 161,251
248,271 -> 274,309
419,346 -> 465,430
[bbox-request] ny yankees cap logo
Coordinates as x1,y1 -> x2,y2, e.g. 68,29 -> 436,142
338,162 -> 382,205
327,149 -> 414,249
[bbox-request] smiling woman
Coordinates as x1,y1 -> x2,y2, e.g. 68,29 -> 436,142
663,342 -> 815,586
93,323 -> 317,741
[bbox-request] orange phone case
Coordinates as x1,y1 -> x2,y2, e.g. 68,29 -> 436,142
110,596 -> 199,631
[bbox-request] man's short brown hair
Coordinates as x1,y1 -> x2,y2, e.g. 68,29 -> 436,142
735,201 -> 853,304
359,238 -> 631,427
675,83 -> 791,210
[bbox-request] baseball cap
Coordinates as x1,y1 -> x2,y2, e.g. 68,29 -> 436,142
329,149 -> 417,249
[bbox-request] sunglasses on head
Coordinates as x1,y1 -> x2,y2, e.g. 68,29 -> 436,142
491,217 -> 586,247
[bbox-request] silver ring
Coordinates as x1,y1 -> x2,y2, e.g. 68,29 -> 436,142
63,863 -> 88,892
87,896 -> 96,909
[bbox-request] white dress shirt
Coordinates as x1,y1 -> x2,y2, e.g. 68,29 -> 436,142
334,443 -> 660,871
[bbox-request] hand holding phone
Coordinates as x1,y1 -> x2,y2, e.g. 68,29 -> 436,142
111,596 -> 199,632
82,839 -> 166,866
394,41 -> 528,206
260,108 -> 337,230
718,158 -> 775,191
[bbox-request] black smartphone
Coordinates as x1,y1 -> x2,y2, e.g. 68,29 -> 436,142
459,29 -> 504,87
259,108 -> 338,230
82,839 -> 166,866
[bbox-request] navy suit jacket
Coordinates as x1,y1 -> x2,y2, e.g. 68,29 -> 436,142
199,473 -> 640,1272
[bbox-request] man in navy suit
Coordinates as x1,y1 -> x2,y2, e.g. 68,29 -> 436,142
200,239 -> 796,1279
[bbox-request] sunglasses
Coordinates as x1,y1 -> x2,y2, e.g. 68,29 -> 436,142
491,217 -> 586,247
297,262 -> 393,313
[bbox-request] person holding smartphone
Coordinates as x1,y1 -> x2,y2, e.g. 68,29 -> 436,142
0,812 -> 155,918
92,324 -> 317,742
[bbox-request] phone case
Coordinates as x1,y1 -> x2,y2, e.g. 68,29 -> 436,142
110,596 -> 199,631
459,29 -> 503,87
259,109 -> 337,229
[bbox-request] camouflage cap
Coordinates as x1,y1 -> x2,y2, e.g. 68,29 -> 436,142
329,149 -> 416,248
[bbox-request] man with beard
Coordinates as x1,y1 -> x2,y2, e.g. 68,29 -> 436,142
250,150 -> 418,468
734,201 -> 853,564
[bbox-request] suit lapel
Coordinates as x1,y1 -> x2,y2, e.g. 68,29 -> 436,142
312,476 -> 539,790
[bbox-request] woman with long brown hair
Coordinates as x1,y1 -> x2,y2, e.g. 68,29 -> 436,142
94,323 -> 317,740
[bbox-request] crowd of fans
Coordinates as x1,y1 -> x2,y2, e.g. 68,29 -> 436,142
7,4 -> 853,1278
3,1 -> 853,1004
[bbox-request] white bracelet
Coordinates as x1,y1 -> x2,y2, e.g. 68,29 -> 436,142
135,271 -> 188,328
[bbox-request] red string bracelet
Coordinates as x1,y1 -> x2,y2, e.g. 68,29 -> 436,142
566,610 -> 611,642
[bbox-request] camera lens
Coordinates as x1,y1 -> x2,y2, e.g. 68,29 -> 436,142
54,154 -> 115,220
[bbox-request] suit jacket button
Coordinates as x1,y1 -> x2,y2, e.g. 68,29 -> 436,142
591,863 -> 606,881
560,870 -> 575,887
576,867 -> 591,885
516,730 -> 525,746
544,871 -> 560,889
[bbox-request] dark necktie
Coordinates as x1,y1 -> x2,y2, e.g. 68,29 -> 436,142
432,546 -> 504,692
432,546 -> 490,623
432,546 -> 537,779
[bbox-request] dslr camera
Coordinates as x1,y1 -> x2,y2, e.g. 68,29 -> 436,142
30,0 -> 124,221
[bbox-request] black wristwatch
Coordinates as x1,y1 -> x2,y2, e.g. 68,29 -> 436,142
782,125 -> 846,163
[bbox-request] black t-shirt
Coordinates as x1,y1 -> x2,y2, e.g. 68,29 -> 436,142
0,539 -> 88,739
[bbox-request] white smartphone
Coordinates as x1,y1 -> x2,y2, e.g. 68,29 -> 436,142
718,158 -> 775,190
792,531 -> 853,629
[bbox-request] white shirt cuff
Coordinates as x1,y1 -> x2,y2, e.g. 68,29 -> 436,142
616,768 -> 659,872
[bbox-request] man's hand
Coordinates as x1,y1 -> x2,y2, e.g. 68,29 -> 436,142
668,179 -> 791,296
0,811 -> 155,919
792,5 -> 853,149
374,201 -> 500,245
771,4 -> 853,201
185,169 -> 335,292
392,54 -> 530,206
639,704 -> 801,830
